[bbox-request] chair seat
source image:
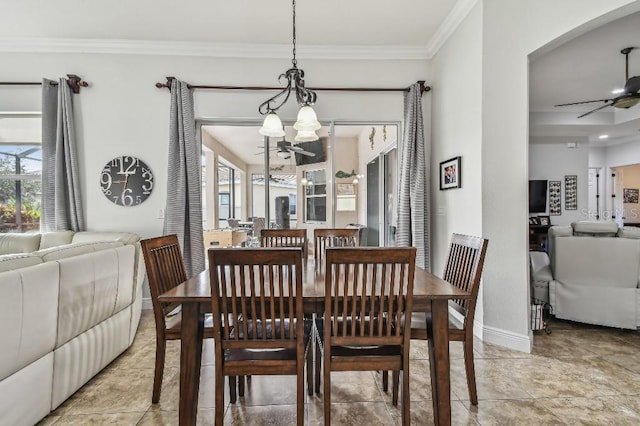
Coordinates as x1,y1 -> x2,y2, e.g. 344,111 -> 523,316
409,312 -> 462,331
165,312 -> 215,338
230,318 -> 312,340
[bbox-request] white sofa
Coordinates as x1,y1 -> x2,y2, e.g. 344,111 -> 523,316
530,221 -> 640,329
0,231 -> 145,426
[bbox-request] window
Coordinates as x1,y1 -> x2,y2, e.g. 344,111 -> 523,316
304,169 -> 326,222
0,116 -> 42,233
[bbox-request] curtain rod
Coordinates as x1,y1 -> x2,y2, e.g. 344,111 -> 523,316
155,76 -> 430,94
0,75 -> 89,94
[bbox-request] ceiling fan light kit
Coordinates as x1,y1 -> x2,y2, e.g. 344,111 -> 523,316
258,0 -> 320,142
555,47 -> 640,118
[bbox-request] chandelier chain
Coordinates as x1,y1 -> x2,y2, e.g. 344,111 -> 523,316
292,0 -> 297,68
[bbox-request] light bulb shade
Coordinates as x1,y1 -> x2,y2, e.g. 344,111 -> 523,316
293,106 -> 321,131
259,113 -> 286,137
294,129 -> 319,142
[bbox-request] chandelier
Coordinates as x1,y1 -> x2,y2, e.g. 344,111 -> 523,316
258,0 -> 320,142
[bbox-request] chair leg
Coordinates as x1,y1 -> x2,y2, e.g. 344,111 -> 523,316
297,356 -> 305,426
463,338 -> 478,405
228,376 -> 237,403
392,370 -> 399,406
238,375 -> 245,397
315,339 -> 322,394
214,368 -> 225,425
382,370 -> 389,392
152,337 -> 166,403
323,356 -> 331,425
306,343 -> 314,396
401,368 -> 410,426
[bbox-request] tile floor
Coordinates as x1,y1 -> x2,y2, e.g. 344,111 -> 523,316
39,312 -> 640,425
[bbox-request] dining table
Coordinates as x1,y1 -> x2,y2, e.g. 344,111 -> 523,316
158,259 -> 470,426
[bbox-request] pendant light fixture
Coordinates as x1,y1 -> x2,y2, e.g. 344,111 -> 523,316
258,0 -> 320,141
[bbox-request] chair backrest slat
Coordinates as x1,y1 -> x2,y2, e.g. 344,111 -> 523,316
325,247 -> 416,345
141,235 -> 188,323
442,234 -> 489,324
209,248 -> 303,349
261,229 -> 307,260
314,228 -> 359,270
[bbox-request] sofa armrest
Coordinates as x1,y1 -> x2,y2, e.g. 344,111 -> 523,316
530,251 -> 553,282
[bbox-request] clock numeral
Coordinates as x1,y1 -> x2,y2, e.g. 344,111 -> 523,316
119,156 -> 139,175
102,188 -> 112,196
136,195 -> 142,204
100,171 -> 113,190
121,188 -> 134,207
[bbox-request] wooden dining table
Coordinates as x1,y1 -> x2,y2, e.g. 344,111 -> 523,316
158,261 -> 470,426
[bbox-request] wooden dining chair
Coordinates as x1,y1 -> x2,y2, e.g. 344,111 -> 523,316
208,247 -> 310,426
261,229 -> 308,260
320,247 -> 416,426
389,233 -> 488,406
313,228 -> 359,270
227,218 -> 240,228
140,235 -> 245,404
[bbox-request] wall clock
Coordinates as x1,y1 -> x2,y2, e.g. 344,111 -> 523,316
100,156 -> 154,206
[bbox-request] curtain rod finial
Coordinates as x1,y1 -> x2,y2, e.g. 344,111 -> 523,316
66,74 -> 88,94
156,76 -> 175,90
418,80 -> 431,94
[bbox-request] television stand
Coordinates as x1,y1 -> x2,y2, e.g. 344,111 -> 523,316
529,224 -> 550,251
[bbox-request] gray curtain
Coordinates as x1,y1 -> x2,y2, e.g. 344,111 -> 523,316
163,79 -> 205,277
41,78 -> 85,232
397,83 -> 430,270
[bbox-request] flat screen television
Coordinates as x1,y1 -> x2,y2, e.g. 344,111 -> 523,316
294,139 -> 326,166
529,180 -> 548,213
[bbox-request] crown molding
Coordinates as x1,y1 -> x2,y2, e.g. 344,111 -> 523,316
425,0 -> 479,58
0,37 -> 430,61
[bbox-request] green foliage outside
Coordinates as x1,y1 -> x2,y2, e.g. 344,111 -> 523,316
0,155 -> 42,232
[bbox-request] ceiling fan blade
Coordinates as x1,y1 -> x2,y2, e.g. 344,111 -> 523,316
624,76 -> 640,94
288,147 -> 316,156
555,99 -> 612,107
577,102 -> 613,118
286,145 -> 316,156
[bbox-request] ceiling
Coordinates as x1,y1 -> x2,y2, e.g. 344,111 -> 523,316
529,11 -> 640,147
3,1 -> 640,148
0,0 -> 461,56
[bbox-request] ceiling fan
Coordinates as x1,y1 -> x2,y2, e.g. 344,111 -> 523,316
555,47 -> 640,118
256,139 -> 316,159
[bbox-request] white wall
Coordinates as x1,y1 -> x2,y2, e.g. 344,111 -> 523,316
529,143 -> 589,225
0,53 -> 428,242
431,0 -> 639,352
479,0 -> 639,351
431,2 -> 485,329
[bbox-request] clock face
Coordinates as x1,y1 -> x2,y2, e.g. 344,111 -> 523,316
100,156 -> 154,206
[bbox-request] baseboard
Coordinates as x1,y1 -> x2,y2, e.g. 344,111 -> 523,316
142,297 -> 152,311
482,324 -> 533,353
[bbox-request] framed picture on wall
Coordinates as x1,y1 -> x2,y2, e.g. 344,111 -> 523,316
549,181 -> 561,215
565,175 -> 577,210
439,156 -> 461,190
538,215 -> 550,226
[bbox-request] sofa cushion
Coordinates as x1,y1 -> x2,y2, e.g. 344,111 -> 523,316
39,231 -> 75,249
0,253 -> 43,273
571,220 -> 619,236
0,262 -> 59,381
0,233 -> 42,255
72,232 -> 139,245
55,245 -> 134,348
35,241 -> 124,262
617,226 -> 640,239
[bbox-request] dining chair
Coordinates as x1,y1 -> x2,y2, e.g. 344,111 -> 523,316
252,216 -> 266,236
313,228 -> 359,270
389,233 -> 489,406
227,218 -> 240,228
140,235 -> 245,404
260,228 -> 308,260
319,247 -> 416,426
208,247 -> 310,426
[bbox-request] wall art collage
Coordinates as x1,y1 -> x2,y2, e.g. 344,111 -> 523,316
564,175 -> 577,210
549,180 -> 561,215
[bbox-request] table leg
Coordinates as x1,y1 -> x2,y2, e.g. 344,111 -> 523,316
427,299 -> 451,426
179,302 -> 204,426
